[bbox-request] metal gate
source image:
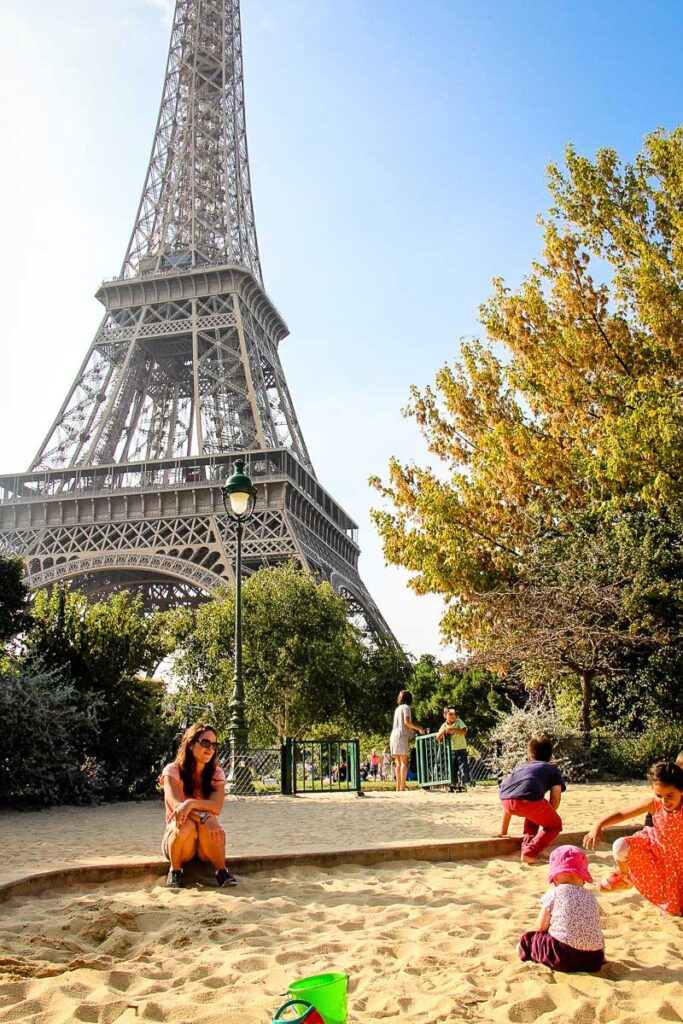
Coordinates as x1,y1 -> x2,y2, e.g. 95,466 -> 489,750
415,733 -> 496,789
281,738 -> 362,796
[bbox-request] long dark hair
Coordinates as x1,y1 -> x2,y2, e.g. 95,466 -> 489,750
397,690 -> 413,706
175,722 -> 219,799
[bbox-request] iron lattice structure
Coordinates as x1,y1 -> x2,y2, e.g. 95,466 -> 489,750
0,0 -> 393,639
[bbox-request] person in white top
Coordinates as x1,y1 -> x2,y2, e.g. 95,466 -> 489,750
389,689 -> 424,792
517,845 -> 605,972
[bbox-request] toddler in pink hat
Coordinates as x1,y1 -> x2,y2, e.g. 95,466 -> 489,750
517,845 -> 605,972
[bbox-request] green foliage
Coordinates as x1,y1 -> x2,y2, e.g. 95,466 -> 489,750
371,129 -> 683,741
371,128 -> 683,631
591,646 -> 683,732
488,698 -> 593,783
593,722 -> 683,779
0,665 -> 102,805
488,695 -> 683,782
24,586 -> 174,798
92,674 -> 175,797
172,563 -> 414,744
468,500 -> 683,734
411,654 -> 523,743
352,640 -> 413,735
28,586 -> 170,694
172,563 -> 367,744
0,554 -> 29,645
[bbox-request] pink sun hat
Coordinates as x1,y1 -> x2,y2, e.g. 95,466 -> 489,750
548,845 -> 594,885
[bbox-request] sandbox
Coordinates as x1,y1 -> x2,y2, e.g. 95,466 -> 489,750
1,843 -> 682,1024
1,787 -> 681,1023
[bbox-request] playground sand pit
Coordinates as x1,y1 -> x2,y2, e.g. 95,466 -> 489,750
1,852 -> 682,1024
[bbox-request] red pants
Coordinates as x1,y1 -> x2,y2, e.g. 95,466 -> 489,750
518,931 -> 604,972
502,798 -> 561,858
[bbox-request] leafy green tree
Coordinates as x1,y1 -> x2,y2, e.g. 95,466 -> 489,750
371,129 -> 683,652
172,563 -> 366,744
411,654 -> 522,743
352,638 -> 413,736
28,586 -> 169,694
25,586 -> 173,796
0,553 -> 29,645
471,501 -> 683,737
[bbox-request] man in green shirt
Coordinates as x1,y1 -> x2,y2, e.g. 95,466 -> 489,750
435,707 -> 470,791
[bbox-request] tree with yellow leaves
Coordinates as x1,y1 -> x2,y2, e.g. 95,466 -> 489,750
371,129 -> 683,729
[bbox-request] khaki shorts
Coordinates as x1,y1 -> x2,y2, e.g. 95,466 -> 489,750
161,816 -> 225,859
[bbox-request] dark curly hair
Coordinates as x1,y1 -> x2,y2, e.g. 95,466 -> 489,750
647,760 -> 683,790
175,722 -> 219,799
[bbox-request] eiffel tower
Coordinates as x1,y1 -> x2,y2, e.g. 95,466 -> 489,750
0,0 -> 392,639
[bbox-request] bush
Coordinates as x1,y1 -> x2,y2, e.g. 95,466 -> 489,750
0,664 -> 173,805
0,665 -> 102,805
488,697 -> 683,783
488,697 -> 595,783
93,675 -> 175,799
592,721 -> 683,779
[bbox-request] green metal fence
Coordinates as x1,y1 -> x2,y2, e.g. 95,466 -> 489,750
415,732 -> 497,789
416,732 -> 454,788
281,738 -> 362,796
218,744 -> 281,794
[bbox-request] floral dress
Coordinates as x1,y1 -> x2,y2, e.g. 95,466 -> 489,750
625,799 -> 683,915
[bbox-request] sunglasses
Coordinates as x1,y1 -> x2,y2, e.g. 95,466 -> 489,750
195,738 -> 218,751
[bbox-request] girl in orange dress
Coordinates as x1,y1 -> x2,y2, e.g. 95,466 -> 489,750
583,761 -> 683,916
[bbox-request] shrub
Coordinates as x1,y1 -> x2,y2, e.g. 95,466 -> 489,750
592,721 -> 683,779
488,697 -> 594,783
0,665 -> 102,805
93,675 -> 175,799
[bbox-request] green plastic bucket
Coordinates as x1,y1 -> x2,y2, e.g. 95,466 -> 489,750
287,972 -> 348,1024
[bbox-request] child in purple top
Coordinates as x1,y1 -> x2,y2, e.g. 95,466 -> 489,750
497,735 -> 565,863
518,845 -> 605,972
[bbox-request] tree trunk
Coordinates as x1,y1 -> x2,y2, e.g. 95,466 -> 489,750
578,670 -> 594,744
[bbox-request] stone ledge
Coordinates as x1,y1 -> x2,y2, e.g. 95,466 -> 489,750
0,826 -> 638,904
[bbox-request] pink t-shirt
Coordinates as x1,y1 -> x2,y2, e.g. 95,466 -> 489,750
160,762 -> 226,823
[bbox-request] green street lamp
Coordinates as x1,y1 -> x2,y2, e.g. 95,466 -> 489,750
221,459 -> 257,795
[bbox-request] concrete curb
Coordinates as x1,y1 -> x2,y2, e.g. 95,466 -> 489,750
0,827 -> 638,904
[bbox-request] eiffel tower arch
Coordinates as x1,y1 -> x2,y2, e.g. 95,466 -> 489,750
0,0 -> 393,639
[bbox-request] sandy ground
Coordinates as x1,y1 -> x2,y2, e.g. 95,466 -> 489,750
1,783 -> 682,1023
1,854 -> 682,1024
0,782 -> 650,884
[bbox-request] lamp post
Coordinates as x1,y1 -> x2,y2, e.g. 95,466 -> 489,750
221,459 -> 257,795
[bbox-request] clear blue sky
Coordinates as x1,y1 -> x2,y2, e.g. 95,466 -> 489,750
0,1 -> 681,656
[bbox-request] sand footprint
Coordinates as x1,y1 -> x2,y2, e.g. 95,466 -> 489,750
137,1000 -> 167,1021
505,992 -> 558,1022
107,971 -> 135,993
73,1001 -> 133,1023
0,979 -> 30,1006
201,974 -> 227,989
228,954 -> 272,972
